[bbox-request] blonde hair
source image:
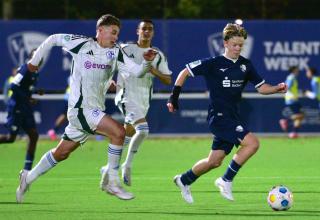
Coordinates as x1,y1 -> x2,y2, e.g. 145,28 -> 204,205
223,23 -> 247,41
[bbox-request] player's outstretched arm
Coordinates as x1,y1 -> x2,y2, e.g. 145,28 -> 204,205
257,82 -> 287,95
167,68 -> 190,112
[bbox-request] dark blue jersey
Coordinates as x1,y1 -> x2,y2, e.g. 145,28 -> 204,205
9,64 -> 39,106
186,55 -> 265,119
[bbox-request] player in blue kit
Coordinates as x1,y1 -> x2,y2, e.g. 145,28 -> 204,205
167,23 -> 287,204
0,50 -> 40,171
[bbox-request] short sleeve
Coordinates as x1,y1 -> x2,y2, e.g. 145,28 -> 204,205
154,51 -> 172,75
186,57 -> 212,77
246,61 -> 265,88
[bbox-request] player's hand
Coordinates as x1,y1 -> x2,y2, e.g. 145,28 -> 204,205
277,82 -> 287,93
27,63 -> 39,72
167,94 -> 179,112
143,49 -> 158,61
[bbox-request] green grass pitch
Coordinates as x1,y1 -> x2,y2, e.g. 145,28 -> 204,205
0,137 -> 319,220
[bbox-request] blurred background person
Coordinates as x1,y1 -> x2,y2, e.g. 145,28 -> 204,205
3,68 -> 17,105
279,66 -> 304,138
305,67 -> 320,116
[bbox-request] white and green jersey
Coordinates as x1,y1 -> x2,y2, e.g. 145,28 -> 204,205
115,42 -> 172,112
30,34 -> 150,111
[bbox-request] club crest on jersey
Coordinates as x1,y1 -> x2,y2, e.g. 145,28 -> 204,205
240,64 -> 246,72
207,32 -> 254,58
7,31 -> 49,67
106,51 -> 115,60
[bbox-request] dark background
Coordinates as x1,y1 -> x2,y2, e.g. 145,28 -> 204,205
1,0 -> 320,20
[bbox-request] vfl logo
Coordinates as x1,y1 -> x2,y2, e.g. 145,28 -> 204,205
207,32 -> 254,58
222,77 -> 231,87
235,125 -> 244,132
240,64 -> 246,72
7,31 -> 49,66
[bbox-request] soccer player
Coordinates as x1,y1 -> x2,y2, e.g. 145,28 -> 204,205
47,77 -> 70,140
304,67 -> 320,114
0,50 -> 39,172
15,14 -> 157,203
105,19 -> 172,186
279,66 -> 304,138
167,23 -> 287,204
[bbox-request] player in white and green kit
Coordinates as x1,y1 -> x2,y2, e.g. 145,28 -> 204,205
112,20 -> 172,186
16,14 -> 157,203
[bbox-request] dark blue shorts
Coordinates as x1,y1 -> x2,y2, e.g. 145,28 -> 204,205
5,104 -> 36,135
208,117 -> 249,155
286,102 -> 303,115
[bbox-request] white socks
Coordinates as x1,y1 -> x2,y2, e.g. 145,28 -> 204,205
107,144 -> 123,180
124,136 -> 132,146
123,122 -> 149,168
26,151 -> 58,184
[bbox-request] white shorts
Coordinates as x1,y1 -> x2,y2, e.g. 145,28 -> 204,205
63,108 -> 105,144
117,102 -> 148,125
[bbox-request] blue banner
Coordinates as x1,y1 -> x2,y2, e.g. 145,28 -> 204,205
1,20 -> 320,92
0,96 -> 319,135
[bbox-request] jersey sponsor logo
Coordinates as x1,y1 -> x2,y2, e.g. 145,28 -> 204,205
7,31 -> 49,67
84,61 -> 111,70
222,77 -> 231,87
106,51 -> 115,60
207,32 -> 253,58
223,77 -> 244,88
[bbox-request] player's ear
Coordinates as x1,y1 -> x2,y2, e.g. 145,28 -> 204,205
223,40 -> 228,47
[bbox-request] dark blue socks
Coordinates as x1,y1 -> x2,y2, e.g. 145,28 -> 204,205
180,169 -> 199,185
222,159 -> 241,182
